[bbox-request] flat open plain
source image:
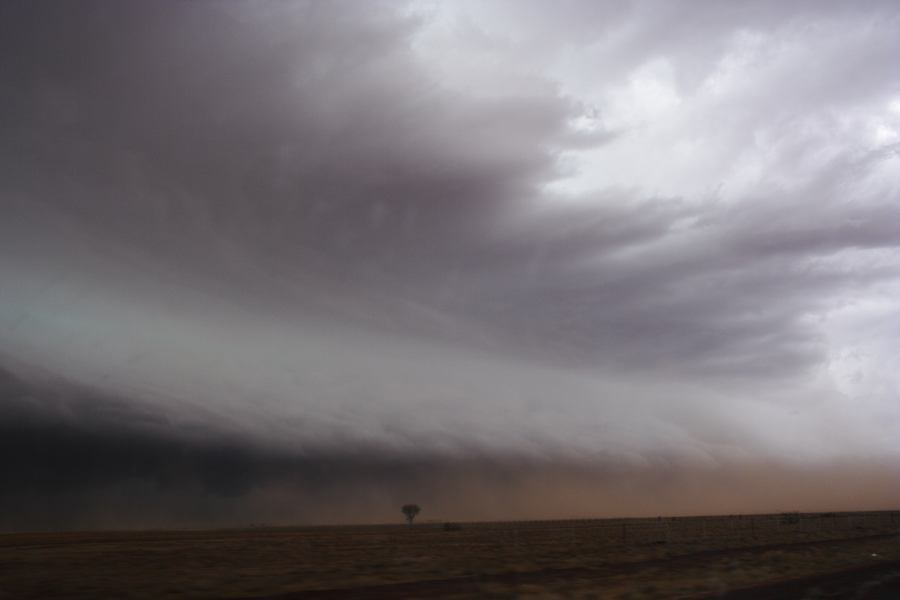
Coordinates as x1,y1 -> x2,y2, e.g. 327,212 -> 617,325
2,511 -> 899,599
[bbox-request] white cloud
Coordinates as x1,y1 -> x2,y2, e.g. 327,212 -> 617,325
2,0 -> 899,471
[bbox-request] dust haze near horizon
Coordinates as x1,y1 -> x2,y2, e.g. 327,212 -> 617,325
1,0 -> 899,530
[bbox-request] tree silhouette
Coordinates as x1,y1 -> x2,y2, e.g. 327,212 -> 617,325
401,503 -> 421,526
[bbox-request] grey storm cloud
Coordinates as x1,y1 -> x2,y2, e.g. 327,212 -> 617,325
1,0 -> 899,528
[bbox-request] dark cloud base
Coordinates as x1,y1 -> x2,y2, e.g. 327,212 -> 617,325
3,365 -> 898,532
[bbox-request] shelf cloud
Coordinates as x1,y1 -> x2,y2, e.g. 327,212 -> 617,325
1,0 -> 899,529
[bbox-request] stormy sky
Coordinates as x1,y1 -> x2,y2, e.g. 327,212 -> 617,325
2,0 -> 899,530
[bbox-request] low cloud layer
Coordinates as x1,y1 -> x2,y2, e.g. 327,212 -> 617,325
1,1 -> 899,528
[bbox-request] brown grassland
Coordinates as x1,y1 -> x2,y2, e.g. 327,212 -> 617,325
1,511 -> 899,599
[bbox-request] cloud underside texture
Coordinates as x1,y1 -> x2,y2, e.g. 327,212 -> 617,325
4,367 -> 900,531
1,1 -> 899,527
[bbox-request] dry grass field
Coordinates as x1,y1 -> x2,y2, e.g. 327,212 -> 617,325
1,511 -> 899,599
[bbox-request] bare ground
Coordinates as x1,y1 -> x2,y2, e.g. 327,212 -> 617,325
1,511 -> 898,599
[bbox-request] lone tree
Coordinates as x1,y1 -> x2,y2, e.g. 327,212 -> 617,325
401,504 -> 421,526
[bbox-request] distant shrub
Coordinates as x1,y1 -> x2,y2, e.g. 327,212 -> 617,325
443,522 -> 462,531
401,504 -> 421,526
780,512 -> 800,525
